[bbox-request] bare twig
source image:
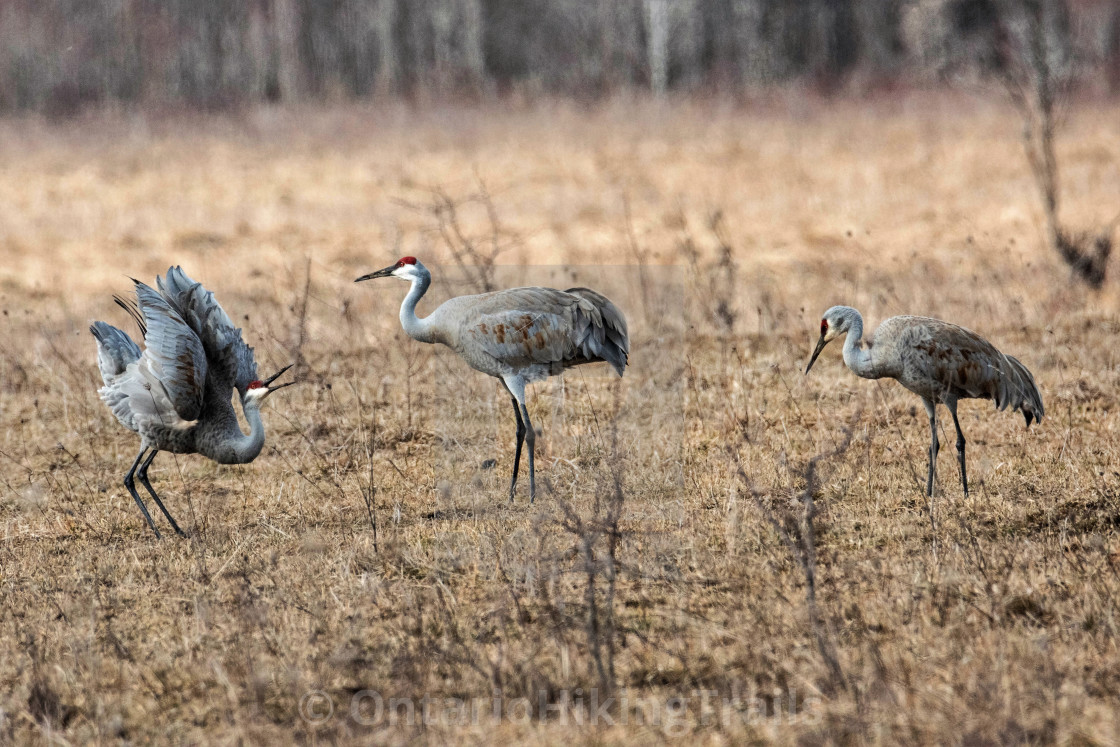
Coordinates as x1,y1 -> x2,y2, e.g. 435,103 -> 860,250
363,428 -> 379,552
290,257 -> 313,372
395,180 -> 520,292
735,414 -> 860,696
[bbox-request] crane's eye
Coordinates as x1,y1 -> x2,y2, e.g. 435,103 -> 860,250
247,380 -> 264,390
820,319 -> 828,335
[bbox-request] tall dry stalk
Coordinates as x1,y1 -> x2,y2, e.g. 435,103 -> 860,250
736,420 -> 858,697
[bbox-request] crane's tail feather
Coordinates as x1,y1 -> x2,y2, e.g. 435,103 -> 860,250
90,321 -> 142,384
997,354 -> 1044,426
565,287 -> 630,376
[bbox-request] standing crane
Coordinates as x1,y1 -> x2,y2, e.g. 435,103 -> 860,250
805,306 -> 1043,497
91,267 -> 293,538
355,257 -> 629,502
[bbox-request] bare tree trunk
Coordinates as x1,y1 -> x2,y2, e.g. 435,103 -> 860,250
732,0 -> 768,83
374,0 -> 399,94
461,0 -> 485,91
1109,7 -> 1120,93
645,0 -> 669,95
273,0 -> 300,101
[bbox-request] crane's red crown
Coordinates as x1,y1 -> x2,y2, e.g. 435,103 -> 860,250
398,256 -> 417,267
247,380 -> 265,390
820,319 -> 829,335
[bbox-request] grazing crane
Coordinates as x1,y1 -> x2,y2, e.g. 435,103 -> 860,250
91,267 -> 293,538
355,257 -> 629,502
805,306 -> 1043,497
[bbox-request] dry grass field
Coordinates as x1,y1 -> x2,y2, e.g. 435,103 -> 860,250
1,92 -> 1119,743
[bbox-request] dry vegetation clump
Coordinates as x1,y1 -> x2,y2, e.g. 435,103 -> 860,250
1,94 -> 1119,743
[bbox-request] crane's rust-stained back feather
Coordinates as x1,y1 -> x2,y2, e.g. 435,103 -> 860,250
156,266 -> 258,394
888,317 -> 1044,425
461,286 -> 629,376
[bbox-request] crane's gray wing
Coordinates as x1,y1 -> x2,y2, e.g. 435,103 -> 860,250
157,266 -> 257,393
133,280 -> 208,422
90,321 -> 141,384
463,287 -> 629,375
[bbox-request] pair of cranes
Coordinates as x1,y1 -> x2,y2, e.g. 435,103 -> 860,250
93,261 -> 628,536
92,261 -> 1043,538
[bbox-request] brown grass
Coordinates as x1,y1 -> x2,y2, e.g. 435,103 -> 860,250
1,92 -> 1119,743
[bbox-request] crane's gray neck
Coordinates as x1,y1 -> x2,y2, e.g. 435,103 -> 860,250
195,399 -> 267,465
840,308 -> 876,378
400,273 -> 437,344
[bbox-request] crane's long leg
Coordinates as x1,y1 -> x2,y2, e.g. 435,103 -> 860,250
123,447 -> 161,539
136,450 -> 187,537
508,396 -> 526,502
519,401 -> 537,503
923,399 -> 939,497
503,376 -> 537,502
948,399 -> 968,497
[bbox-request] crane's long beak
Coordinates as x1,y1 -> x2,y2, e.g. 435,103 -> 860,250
262,364 -> 295,391
355,264 -> 397,283
805,336 -> 828,374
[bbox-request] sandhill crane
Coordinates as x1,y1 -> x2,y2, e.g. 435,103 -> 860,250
805,305 -> 1043,497
91,267 -> 293,538
355,257 -> 629,502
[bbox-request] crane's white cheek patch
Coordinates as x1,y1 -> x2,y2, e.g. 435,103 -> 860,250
243,390 -> 270,408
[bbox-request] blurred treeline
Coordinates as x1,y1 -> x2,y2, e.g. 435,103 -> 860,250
2,0 -> 1118,115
